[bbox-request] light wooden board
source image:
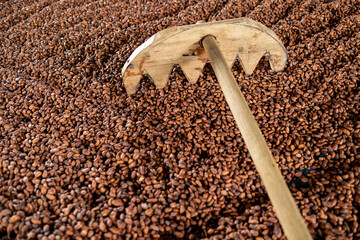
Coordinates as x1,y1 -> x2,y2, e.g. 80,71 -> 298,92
121,18 -> 288,94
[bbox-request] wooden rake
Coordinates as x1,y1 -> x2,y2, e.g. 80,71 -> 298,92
121,18 -> 312,240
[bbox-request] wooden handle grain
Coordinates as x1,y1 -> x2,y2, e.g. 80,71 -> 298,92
202,35 -> 312,240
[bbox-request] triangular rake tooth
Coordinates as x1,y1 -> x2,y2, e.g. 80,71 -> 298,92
123,73 -> 143,95
179,61 -> 205,84
223,52 -> 238,69
268,51 -> 288,72
145,64 -> 173,89
238,51 -> 266,75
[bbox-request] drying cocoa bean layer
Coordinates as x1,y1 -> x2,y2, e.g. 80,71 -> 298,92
0,0 -> 359,239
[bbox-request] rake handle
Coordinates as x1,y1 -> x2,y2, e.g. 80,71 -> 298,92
202,35 -> 312,240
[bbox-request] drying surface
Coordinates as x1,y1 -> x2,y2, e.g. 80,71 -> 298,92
0,0 -> 359,239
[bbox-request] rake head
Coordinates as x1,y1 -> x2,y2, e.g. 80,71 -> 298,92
121,18 -> 288,95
